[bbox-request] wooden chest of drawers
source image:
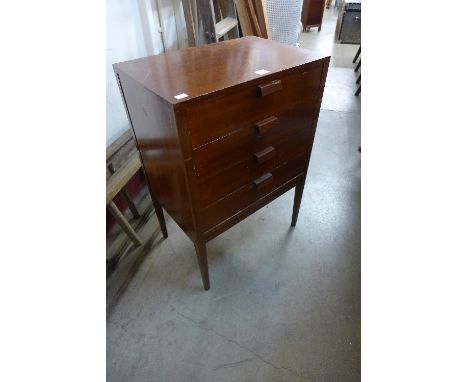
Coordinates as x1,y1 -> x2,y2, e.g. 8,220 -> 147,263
114,37 -> 330,290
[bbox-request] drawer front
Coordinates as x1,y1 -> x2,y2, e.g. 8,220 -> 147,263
200,153 -> 309,231
191,98 -> 319,177
186,62 -> 324,149
196,124 -> 315,207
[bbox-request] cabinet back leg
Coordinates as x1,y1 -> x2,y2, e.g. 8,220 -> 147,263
153,200 -> 168,238
195,241 -> 210,290
291,178 -> 306,227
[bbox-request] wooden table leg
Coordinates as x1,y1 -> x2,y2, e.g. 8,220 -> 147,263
153,199 -> 168,238
195,240 -> 210,290
107,201 -> 142,246
291,178 -> 306,227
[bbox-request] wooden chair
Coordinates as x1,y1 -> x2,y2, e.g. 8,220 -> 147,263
106,129 -> 169,315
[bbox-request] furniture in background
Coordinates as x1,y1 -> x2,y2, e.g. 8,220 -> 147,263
182,0 -> 271,46
302,0 -> 326,31
335,0 -> 361,44
106,129 -> 167,314
182,0 -> 240,46
114,37 -> 330,290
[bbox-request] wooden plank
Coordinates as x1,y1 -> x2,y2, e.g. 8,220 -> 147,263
106,211 -> 161,316
106,150 -> 141,204
215,17 -> 238,38
106,129 -> 133,161
246,0 -> 261,36
107,201 -> 142,246
218,0 -> 240,39
182,0 -> 197,46
253,0 -> 271,39
107,162 -> 140,219
107,191 -> 154,275
107,140 -> 136,179
234,0 -> 254,36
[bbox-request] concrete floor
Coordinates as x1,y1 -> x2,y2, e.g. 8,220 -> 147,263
107,7 -> 360,382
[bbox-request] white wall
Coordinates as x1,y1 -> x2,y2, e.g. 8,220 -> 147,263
106,0 -> 187,146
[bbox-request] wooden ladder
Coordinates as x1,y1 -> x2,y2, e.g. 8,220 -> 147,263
182,0 -> 240,46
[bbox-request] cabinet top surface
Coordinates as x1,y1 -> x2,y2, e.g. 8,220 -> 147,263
113,37 -> 329,106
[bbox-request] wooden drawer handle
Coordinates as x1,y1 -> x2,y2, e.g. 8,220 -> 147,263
258,80 -> 283,96
255,116 -> 279,135
253,173 -> 273,190
254,146 -> 276,164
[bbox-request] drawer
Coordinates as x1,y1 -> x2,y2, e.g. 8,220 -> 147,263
200,153 -> 309,231
196,124 -> 315,207
191,98 -> 319,177
186,62 -> 324,148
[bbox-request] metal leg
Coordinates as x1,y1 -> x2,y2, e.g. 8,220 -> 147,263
107,201 -> 142,246
355,85 -> 361,96
353,45 -> 361,63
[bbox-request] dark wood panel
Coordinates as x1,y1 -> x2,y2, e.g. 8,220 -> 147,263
116,72 -> 196,240
191,99 -> 319,177
200,153 -> 309,231
186,62 -> 323,147
196,126 -> 315,207
302,0 -> 326,30
204,175 -> 302,242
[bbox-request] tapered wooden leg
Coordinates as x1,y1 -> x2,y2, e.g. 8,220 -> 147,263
195,240 -> 210,290
291,178 -> 306,227
153,200 -> 168,238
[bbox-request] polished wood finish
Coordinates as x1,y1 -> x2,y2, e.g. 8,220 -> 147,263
114,37 -> 330,290
302,0 -> 326,31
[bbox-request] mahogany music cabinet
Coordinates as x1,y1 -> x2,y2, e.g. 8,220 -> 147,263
113,36 -> 330,290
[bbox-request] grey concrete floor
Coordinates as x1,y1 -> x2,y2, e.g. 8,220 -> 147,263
107,7 -> 360,382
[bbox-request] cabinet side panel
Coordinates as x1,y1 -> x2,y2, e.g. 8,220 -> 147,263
116,71 -> 195,239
